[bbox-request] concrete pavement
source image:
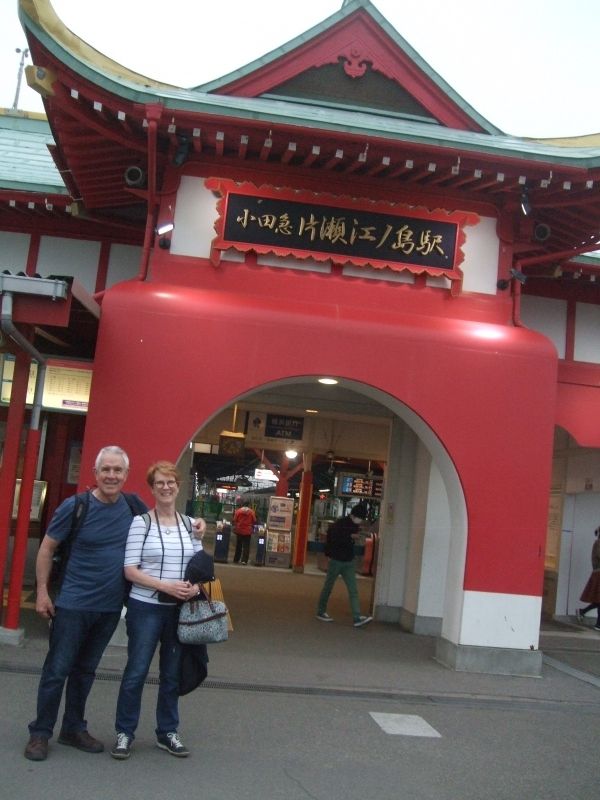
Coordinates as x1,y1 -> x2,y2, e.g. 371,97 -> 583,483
1,563 -> 600,799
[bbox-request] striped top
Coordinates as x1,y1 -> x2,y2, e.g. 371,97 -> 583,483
124,513 -> 202,605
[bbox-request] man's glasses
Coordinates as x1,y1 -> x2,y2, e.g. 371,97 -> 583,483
154,480 -> 178,489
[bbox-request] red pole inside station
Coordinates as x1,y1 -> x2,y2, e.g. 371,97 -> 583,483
0,351 -> 30,620
5,427 -> 41,629
292,470 -> 313,573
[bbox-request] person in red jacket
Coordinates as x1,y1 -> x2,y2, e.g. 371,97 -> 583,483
233,501 -> 257,565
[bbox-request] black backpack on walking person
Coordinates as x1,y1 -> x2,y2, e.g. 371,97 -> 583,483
48,490 -> 147,599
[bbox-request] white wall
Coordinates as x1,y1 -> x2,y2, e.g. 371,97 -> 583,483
557,492 -> 600,615
107,243 -> 142,286
37,236 -> 101,295
520,295 -> 567,358
0,231 -> 29,270
458,215 -> 499,295
574,302 -> 600,364
171,177 -> 219,258
418,460 -> 451,618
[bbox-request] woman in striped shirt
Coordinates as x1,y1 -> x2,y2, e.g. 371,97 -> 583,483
111,461 -> 204,760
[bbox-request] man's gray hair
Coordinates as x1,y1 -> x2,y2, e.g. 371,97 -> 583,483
94,445 -> 130,471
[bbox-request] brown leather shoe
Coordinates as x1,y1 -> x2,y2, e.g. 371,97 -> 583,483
57,730 -> 104,753
24,735 -> 48,761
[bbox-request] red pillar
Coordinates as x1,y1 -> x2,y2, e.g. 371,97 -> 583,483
292,470 -> 313,573
275,456 -> 289,497
0,351 -> 30,617
5,427 -> 41,629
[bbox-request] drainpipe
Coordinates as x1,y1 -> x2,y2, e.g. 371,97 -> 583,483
0,292 -> 46,632
92,104 -> 162,302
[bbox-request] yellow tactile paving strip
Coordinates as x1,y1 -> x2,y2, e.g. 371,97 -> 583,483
2,589 -> 37,610
3,584 -> 233,629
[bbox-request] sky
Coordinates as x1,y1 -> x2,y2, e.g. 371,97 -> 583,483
0,0 -> 599,138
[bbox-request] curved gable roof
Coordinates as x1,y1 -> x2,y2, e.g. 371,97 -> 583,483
194,0 -> 502,135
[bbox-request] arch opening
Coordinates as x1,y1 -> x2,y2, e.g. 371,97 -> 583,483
174,375 -> 467,646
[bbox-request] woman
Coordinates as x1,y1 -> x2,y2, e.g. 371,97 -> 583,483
577,526 -> 600,631
111,461 -> 204,760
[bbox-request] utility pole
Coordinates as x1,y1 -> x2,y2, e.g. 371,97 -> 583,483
11,47 -> 30,111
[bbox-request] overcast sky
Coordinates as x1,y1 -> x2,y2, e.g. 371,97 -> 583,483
1,0 -> 599,138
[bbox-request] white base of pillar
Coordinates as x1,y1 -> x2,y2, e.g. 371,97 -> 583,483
0,626 -> 25,646
435,636 -> 543,677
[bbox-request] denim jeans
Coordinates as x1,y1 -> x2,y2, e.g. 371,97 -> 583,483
29,607 -> 121,739
115,598 -> 182,739
317,558 -> 361,621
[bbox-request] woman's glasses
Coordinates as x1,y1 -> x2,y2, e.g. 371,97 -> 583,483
153,480 -> 178,489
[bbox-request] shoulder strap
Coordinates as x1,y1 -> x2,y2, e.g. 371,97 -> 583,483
123,492 -> 147,517
70,491 -> 90,543
51,491 -> 89,593
178,512 -> 192,534
141,512 -> 152,545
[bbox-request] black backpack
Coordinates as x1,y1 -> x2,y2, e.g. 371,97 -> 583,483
49,490 -> 147,597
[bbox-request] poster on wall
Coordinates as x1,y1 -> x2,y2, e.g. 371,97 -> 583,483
67,443 -> 82,485
12,479 -> 48,521
265,496 -> 295,567
0,355 -> 92,413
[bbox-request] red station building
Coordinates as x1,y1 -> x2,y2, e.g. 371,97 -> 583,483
1,0 -> 600,675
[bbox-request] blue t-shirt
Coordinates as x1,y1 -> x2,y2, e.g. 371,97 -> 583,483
47,492 -> 141,612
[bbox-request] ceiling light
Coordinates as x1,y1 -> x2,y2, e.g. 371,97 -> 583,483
285,449 -> 298,459
156,222 -> 174,236
318,377 -> 338,385
305,408 -> 319,414
520,190 -> 532,216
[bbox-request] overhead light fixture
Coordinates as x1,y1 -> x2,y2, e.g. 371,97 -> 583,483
305,408 -> 319,414
156,222 -> 174,236
318,377 -> 338,385
520,189 -> 532,216
534,223 -> 551,243
124,165 -> 146,188
285,449 -> 298,459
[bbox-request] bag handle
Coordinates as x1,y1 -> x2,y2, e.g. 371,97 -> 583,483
197,582 -> 216,610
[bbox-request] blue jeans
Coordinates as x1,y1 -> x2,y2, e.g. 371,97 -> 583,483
115,598 -> 182,739
317,558 -> 361,621
29,607 -> 121,739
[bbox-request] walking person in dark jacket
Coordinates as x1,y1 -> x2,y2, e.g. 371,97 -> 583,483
316,502 -> 372,627
577,526 -> 600,631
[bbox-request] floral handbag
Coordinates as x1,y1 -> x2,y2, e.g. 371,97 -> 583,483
177,584 -> 229,645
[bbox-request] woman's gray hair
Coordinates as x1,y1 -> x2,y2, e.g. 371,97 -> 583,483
94,445 -> 130,471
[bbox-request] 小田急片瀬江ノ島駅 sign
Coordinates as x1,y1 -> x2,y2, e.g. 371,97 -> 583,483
206,178 -> 478,294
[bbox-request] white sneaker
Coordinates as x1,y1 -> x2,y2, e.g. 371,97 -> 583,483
156,732 -> 189,757
110,733 -> 131,760
316,613 -> 334,622
354,616 -> 373,628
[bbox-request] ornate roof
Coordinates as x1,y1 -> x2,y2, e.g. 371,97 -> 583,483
12,0 -> 600,275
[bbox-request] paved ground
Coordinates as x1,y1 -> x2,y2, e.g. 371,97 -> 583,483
1,563 -> 599,799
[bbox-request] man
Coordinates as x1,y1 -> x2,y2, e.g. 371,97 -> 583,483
24,445 -> 147,762
232,500 -> 257,565
316,502 -> 373,627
